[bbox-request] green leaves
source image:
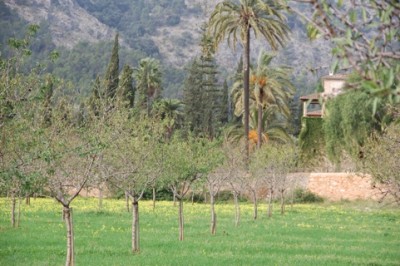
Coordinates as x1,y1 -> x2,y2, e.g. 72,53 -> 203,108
323,90 -> 388,164
49,51 -> 60,62
27,24 -> 40,36
348,9 -> 357,24
330,59 -> 339,75
306,23 -> 320,41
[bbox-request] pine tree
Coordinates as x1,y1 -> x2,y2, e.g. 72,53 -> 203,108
117,64 -> 135,108
183,28 -> 222,139
221,79 -> 229,124
104,33 -> 120,100
183,58 -> 203,135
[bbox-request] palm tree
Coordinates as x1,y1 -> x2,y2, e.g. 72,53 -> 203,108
252,51 -> 294,148
134,58 -> 162,115
226,105 -> 292,150
208,0 -> 289,158
152,99 -> 184,139
249,105 -> 292,145
230,51 -> 294,148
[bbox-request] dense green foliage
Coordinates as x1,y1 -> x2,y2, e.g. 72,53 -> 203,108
116,65 -> 135,108
293,188 -> 324,203
323,90 -> 384,164
298,117 -> 324,166
1,198 -> 399,265
48,41 -> 143,98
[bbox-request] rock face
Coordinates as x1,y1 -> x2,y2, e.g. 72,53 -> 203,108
4,0 -> 114,48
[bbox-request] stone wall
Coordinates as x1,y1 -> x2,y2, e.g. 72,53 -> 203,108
78,173 -> 382,202
306,173 -> 380,201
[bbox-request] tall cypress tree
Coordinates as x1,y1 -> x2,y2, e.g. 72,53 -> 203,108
117,64 -> 135,108
104,33 -> 120,100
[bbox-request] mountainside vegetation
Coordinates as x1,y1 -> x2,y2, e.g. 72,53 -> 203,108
1,0 -> 331,101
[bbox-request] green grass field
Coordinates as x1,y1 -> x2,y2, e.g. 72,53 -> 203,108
0,198 -> 399,265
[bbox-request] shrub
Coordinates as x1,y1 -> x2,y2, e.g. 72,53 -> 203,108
216,190 -> 233,202
293,188 -> 324,203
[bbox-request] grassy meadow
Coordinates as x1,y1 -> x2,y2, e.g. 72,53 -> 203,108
0,197 -> 399,265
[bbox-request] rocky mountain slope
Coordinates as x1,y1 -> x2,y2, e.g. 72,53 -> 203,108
2,0 -> 333,100
4,0 -> 114,48
4,0 -> 330,71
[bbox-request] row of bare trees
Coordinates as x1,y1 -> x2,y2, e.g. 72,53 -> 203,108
2,95 -> 300,264
0,38 -> 300,264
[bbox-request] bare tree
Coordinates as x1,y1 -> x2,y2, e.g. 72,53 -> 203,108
39,118 -> 98,266
221,140 -> 247,226
251,144 -> 297,218
363,123 -> 400,204
206,164 -> 226,235
163,136 -> 219,241
245,171 -> 262,220
101,110 -> 164,253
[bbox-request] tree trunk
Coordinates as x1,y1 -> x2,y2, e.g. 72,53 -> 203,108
191,191 -> 195,205
125,191 -> 130,212
132,200 -> 140,253
98,186 -> 103,210
252,189 -> 258,220
280,189 -> 285,215
25,192 -> 30,205
152,187 -> 156,211
173,194 -> 177,207
210,192 -> 216,235
257,104 -> 263,149
17,196 -> 21,228
243,28 -> 250,163
267,188 -> 274,218
11,191 -> 16,227
233,192 -> 240,227
146,92 -> 151,117
178,198 -> 184,241
203,186 -> 207,203
290,189 -> 294,210
63,206 -> 74,266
